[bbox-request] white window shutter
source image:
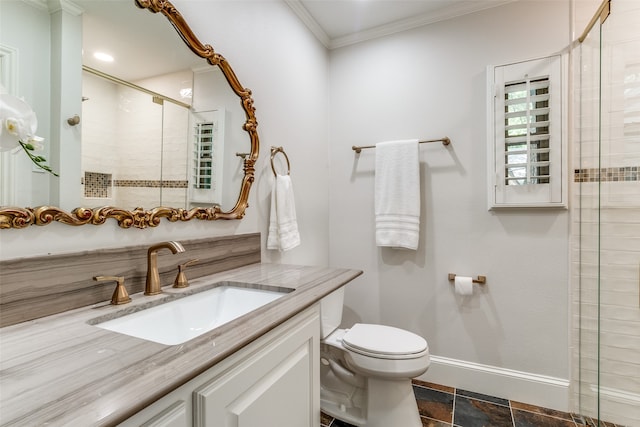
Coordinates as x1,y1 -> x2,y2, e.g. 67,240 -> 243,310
189,109 -> 225,205
488,55 -> 567,208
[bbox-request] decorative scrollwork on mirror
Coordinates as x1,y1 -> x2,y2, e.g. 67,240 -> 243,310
0,0 -> 258,230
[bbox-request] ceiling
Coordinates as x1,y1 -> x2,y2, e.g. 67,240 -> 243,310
77,0 -> 517,83
285,0 -> 516,49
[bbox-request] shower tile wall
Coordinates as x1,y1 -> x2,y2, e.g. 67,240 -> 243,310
571,1 -> 640,425
82,72 -> 118,202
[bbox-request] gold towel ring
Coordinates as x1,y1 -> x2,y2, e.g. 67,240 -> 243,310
270,146 -> 290,177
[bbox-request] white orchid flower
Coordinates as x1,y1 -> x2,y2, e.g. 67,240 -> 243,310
27,135 -> 45,151
0,94 -> 41,152
0,93 -> 57,176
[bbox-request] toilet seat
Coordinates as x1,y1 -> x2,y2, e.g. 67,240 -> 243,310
342,324 -> 428,360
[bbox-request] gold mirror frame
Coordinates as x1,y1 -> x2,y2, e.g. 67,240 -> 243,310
0,0 -> 258,230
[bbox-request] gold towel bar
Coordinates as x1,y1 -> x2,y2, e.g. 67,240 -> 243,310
448,273 -> 486,285
352,137 -> 451,154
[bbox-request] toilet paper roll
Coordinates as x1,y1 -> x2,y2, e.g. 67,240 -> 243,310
454,276 -> 474,296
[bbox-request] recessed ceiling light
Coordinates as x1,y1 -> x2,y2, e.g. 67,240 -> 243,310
93,52 -> 114,62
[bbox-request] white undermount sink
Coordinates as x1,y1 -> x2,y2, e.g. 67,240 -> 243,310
93,282 -> 291,345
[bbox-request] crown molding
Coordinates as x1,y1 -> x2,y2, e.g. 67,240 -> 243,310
283,0 -> 331,49
331,0 -> 516,49
286,0 -> 517,50
19,0 -> 83,15
47,0 -> 83,16
19,0 -> 49,11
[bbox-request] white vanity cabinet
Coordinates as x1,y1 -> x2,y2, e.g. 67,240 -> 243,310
120,305 -> 320,427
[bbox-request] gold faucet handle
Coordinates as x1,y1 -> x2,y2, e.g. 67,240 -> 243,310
94,276 -> 132,305
181,259 -> 199,269
173,259 -> 199,288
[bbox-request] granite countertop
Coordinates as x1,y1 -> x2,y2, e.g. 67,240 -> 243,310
0,263 -> 362,426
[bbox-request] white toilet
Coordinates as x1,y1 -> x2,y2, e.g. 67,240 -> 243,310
319,288 -> 430,427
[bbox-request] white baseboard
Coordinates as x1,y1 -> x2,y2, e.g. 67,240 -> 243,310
418,355 -> 570,412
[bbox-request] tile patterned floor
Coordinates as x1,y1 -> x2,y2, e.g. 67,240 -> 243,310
320,380 -> 626,427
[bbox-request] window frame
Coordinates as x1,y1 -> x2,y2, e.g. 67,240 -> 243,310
487,54 -> 568,209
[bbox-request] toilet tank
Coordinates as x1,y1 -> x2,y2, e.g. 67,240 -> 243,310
320,287 -> 345,339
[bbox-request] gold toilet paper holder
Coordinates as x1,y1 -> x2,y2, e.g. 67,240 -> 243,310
448,273 -> 487,285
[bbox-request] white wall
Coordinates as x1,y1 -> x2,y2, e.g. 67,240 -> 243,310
0,0 -> 330,268
328,0 -> 572,409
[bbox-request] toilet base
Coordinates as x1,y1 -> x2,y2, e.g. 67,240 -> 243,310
321,377 -> 422,427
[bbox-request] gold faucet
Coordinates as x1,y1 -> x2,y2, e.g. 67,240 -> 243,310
145,241 -> 185,295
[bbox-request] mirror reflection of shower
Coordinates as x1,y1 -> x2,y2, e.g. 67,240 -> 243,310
81,67 -> 191,210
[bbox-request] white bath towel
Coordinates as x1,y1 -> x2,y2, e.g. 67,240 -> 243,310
267,174 -> 301,251
375,139 -> 420,250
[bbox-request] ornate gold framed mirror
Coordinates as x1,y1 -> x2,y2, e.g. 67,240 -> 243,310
0,0 -> 258,229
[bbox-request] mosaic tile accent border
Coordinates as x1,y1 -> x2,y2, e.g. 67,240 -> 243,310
574,167 -> 639,183
84,172 -> 112,198
113,180 -> 189,189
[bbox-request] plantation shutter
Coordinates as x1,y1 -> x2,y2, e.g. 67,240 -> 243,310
490,55 -> 566,208
189,109 -> 225,205
193,122 -> 215,191
504,77 -> 551,185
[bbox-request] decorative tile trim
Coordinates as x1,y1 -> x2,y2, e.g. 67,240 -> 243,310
113,180 -> 189,188
83,175 -> 189,197
574,167 -> 639,182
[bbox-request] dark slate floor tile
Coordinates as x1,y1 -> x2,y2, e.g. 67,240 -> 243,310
582,418 -> 621,427
330,417 -> 359,427
511,401 -> 574,421
413,384 -> 454,423
421,416 -> 452,427
513,409 -> 579,427
321,411 -> 334,426
413,379 -> 456,394
572,413 -> 590,426
456,389 -> 510,407
322,383 -> 624,427
453,396 -> 513,427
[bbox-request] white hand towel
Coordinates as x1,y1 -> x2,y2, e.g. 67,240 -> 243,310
267,174 -> 301,251
375,139 -> 420,250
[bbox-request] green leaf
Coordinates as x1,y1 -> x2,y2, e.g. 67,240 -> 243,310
18,140 -> 59,177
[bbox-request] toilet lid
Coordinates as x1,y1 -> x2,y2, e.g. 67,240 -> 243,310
342,324 -> 428,358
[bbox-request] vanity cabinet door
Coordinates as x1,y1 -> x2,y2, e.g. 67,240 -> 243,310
119,306 -> 320,427
140,401 -> 189,427
193,307 -> 320,427
121,398 -> 191,427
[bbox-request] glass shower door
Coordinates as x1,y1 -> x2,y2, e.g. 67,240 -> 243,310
575,1 -> 640,425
